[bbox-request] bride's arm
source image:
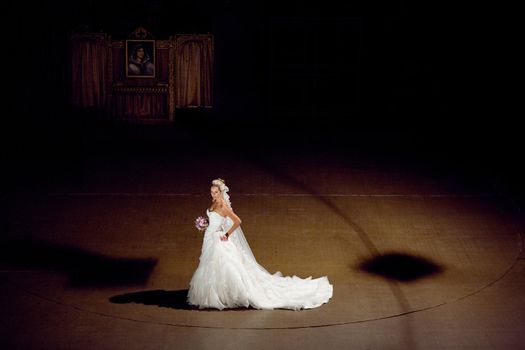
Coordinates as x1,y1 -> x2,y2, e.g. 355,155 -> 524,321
222,206 -> 242,239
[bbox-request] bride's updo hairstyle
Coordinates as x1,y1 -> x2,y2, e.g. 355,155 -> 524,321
211,178 -> 226,192
211,178 -> 231,207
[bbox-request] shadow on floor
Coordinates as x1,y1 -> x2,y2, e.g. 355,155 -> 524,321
0,239 -> 158,287
109,289 -> 256,311
357,252 -> 444,282
110,289 -> 195,310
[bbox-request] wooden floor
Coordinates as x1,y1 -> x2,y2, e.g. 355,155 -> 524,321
2,134 -> 524,349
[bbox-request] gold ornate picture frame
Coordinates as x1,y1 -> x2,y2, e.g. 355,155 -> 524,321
126,40 -> 156,78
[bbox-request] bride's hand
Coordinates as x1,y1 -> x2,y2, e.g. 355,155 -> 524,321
216,230 -> 228,241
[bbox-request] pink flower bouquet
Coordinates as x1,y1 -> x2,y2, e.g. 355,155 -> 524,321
195,216 -> 209,231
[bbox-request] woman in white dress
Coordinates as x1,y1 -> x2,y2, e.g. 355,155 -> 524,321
187,178 -> 333,310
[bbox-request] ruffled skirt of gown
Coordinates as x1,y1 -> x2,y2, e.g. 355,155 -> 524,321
187,213 -> 333,310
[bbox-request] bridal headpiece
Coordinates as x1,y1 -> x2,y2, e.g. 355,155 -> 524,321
212,178 -> 229,193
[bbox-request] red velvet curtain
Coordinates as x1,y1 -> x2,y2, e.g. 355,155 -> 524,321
70,34 -> 108,108
176,35 -> 213,108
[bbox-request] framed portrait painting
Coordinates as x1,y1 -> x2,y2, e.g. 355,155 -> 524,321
126,40 -> 155,78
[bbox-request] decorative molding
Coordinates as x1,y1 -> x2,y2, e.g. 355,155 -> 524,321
128,26 -> 155,40
106,35 -> 113,111
168,36 -> 176,121
156,40 -> 170,49
111,40 -> 124,48
112,85 -> 168,94
175,34 -> 213,48
70,32 -> 107,43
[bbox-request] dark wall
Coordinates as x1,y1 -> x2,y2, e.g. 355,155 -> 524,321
4,1 -> 518,188
2,0 -> 521,207
7,1 -> 509,127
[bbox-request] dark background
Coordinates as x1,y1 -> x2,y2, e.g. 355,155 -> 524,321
3,1 -> 520,203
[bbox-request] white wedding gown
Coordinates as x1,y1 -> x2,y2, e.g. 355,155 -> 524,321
187,209 -> 333,310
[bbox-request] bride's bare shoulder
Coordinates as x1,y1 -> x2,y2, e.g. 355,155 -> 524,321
216,198 -> 234,212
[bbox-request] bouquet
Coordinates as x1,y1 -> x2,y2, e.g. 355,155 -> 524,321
195,216 -> 209,231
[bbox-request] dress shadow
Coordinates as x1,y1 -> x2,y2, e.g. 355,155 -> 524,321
109,289 -> 256,311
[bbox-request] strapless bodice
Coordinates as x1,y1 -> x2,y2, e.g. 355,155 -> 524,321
206,209 -> 227,230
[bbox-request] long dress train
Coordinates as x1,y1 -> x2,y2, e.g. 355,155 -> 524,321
187,209 -> 333,310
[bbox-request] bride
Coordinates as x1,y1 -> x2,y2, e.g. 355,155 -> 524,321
187,178 -> 333,310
